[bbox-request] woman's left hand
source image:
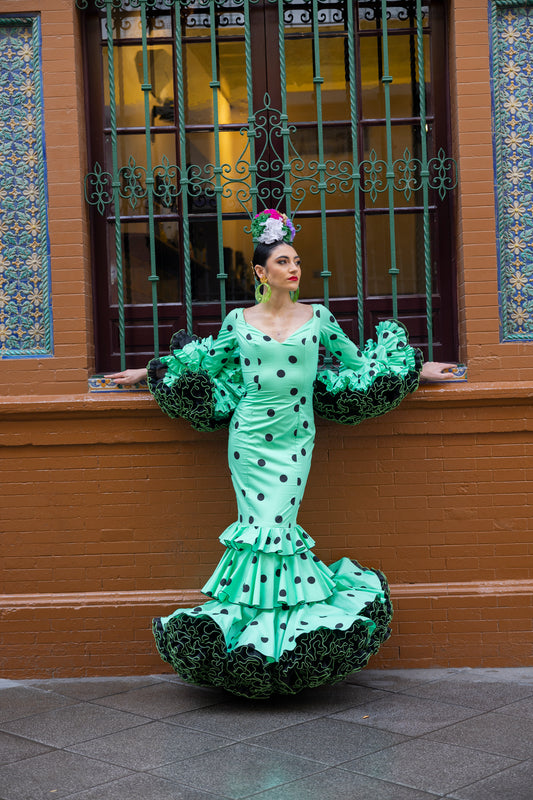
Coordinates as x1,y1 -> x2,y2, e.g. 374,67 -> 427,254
420,362 -> 458,382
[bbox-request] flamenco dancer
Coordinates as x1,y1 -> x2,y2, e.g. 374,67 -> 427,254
110,209 -> 454,698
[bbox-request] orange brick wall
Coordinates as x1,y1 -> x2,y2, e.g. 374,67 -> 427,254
1,1 -> 532,677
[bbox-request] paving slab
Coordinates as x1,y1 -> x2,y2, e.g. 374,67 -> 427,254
0,749 -> 130,800
0,686 -> 74,723
342,738 -> 518,796
0,702 -> 147,748
67,720 -> 233,771
249,767 -> 441,800
166,683 -> 387,740
346,668 -> 462,692
331,692 -> 481,736
247,716 -> 406,765
446,760 -> 533,800
399,677 -> 533,711
26,676 -> 161,701
61,772 -> 227,800
497,694 -> 533,721
0,731 -> 52,766
425,710 -> 533,760
92,680 -> 226,718
151,742 -> 323,799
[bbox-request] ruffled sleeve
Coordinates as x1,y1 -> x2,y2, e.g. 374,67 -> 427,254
313,305 -> 423,425
147,309 -> 244,432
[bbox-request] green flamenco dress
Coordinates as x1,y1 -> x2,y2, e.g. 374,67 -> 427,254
148,304 -> 422,698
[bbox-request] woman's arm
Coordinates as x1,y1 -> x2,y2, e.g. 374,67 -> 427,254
419,362 -> 458,382
106,367 -> 148,385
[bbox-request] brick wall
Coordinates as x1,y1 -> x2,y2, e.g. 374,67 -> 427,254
0,0 -> 532,677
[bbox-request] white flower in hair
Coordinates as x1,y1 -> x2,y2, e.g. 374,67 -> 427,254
259,217 -> 285,244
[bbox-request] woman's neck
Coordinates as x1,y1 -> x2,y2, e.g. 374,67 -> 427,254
261,288 -> 295,315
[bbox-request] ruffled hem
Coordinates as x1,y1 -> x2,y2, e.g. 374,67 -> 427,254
219,522 -> 316,555
147,330 -> 244,432
153,560 -> 392,698
314,321 -> 423,425
202,548 -> 337,608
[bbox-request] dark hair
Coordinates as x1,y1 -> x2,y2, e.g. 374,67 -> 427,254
252,240 -> 286,270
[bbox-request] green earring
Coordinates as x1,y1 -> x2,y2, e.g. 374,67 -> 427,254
255,281 -> 271,303
290,289 -> 299,303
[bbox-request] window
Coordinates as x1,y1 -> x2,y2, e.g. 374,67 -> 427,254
81,0 -> 457,370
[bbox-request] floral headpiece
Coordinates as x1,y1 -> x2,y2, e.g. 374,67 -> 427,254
251,208 -> 296,245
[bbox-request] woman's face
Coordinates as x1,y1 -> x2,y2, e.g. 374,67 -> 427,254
256,244 -> 301,292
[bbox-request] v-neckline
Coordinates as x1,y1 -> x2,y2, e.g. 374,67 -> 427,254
240,305 -> 315,344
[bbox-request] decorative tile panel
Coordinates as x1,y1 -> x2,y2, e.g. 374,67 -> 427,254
88,375 -> 148,392
490,1 -> 533,341
0,16 -> 52,358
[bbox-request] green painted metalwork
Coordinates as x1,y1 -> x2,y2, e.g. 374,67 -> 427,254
105,0 -> 126,368
139,0 -> 161,356
416,0 -> 432,359
345,0 -> 364,344
173,1 -> 192,334
209,0 -> 228,317
245,0 -> 258,222
310,0 -> 330,308
79,0 -> 458,363
277,0 -> 291,223
380,0 -> 399,320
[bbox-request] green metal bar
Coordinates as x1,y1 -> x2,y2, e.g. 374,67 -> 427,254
243,0 -> 258,221
346,0 -> 364,344
311,0 -> 330,307
416,0 -> 433,359
209,0 -> 227,319
104,1 -> 126,369
380,0 -> 399,319
174,0 -> 192,335
277,0 -> 292,218
139,0 -> 160,356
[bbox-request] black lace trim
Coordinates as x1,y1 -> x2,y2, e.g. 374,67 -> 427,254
313,349 -> 423,426
148,335 -> 422,432
147,360 -> 230,432
152,564 -> 393,699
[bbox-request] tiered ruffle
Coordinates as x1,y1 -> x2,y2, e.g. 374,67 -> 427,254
153,516 -> 393,698
153,557 -> 391,699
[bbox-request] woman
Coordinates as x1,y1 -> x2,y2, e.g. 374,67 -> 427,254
110,210 -> 454,698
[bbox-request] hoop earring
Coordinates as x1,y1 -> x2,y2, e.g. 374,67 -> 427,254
290,289 -> 299,303
255,280 -> 271,303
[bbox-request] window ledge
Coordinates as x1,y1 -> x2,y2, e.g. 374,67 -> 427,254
1,381 -> 533,419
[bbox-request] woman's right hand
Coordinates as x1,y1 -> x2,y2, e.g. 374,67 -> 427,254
106,367 -> 148,385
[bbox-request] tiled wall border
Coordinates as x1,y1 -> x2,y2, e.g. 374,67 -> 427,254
0,15 -> 52,358
490,0 -> 533,341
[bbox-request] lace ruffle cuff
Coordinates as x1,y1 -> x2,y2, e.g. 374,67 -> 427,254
314,320 -> 423,425
147,331 -> 244,431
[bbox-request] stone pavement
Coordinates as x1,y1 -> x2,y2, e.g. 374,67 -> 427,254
0,668 -> 532,800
